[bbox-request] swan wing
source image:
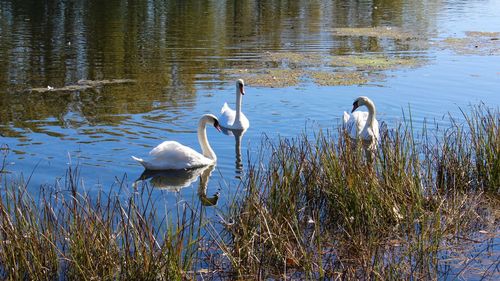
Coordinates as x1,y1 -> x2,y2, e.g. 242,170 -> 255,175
219,102 -> 236,127
343,111 -> 351,123
361,118 -> 380,142
343,111 -> 364,139
135,141 -> 212,170
219,103 -> 249,130
343,111 -> 372,140
220,102 -> 231,114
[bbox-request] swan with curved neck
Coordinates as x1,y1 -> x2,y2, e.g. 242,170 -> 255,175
132,114 -> 221,170
343,96 -> 380,150
219,79 -> 249,130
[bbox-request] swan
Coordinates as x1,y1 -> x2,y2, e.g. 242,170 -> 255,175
218,79 -> 249,130
343,96 -> 380,151
132,114 -> 221,170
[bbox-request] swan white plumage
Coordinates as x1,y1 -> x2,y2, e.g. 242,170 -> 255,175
218,79 -> 249,130
132,114 -> 221,170
343,96 -> 380,151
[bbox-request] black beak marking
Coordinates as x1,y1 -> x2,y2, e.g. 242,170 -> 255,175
239,84 -> 245,95
213,119 -> 221,132
351,101 -> 359,113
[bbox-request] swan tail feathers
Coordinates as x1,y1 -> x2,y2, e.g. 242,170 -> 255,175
343,111 -> 350,124
220,102 -> 230,113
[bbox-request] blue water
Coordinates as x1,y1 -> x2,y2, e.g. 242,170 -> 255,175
0,0 -> 499,204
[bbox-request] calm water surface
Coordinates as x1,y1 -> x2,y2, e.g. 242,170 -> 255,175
0,0 -> 499,204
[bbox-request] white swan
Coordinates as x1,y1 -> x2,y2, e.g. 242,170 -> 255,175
343,96 -> 380,151
218,79 -> 249,130
132,114 -> 221,170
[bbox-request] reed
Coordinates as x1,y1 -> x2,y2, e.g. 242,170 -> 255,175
0,162 -> 202,280
215,104 -> 499,279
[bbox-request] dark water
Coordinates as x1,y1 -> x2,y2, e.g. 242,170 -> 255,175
0,0 -> 499,198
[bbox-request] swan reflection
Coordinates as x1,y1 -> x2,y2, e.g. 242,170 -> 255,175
220,127 -> 245,178
196,165 -> 219,206
136,165 -> 219,206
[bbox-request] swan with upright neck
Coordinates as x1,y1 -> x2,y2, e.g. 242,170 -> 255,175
218,79 -> 249,130
132,114 -> 221,170
343,96 -> 380,150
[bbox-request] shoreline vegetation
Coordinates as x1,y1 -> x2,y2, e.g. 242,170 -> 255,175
0,105 -> 498,279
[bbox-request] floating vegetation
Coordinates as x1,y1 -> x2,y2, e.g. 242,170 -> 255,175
263,51 -> 324,66
235,69 -> 303,88
29,79 -> 136,93
222,50 -> 425,88
331,55 -> 422,70
465,31 -> 500,37
332,26 -> 418,40
441,31 -> 500,55
309,71 -> 369,86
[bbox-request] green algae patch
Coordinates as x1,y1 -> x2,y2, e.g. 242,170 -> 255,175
263,52 -> 324,66
309,71 -> 369,86
465,31 -> 500,38
332,27 -> 417,40
223,52 -> 425,88
441,31 -> 500,55
243,69 -> 303,87
330,55 -> 421,70
29,79 -> 136,93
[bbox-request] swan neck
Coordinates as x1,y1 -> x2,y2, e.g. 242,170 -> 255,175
365,100 -> 376,127
235,89 -> 242,121
198,119 -> 216,161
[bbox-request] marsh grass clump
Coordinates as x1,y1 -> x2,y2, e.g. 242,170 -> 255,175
216,105 -> 499,279
433,106 -> 499,193
0,164 -> 204,280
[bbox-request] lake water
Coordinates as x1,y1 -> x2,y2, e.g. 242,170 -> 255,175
0,0 -> 499,203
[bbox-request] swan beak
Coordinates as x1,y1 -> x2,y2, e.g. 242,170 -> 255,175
239,84 -> 245,95
351,102 -> 359,113
214,123 -> 222,132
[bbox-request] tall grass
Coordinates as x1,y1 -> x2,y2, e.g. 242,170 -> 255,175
0,164 -> 203,280
0,105 -> 498,279
215,105 -> 499,279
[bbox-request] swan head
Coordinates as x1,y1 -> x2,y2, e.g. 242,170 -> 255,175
201,114 -> 222,132
351,96 -> 372,113
236,79 -> 245,96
